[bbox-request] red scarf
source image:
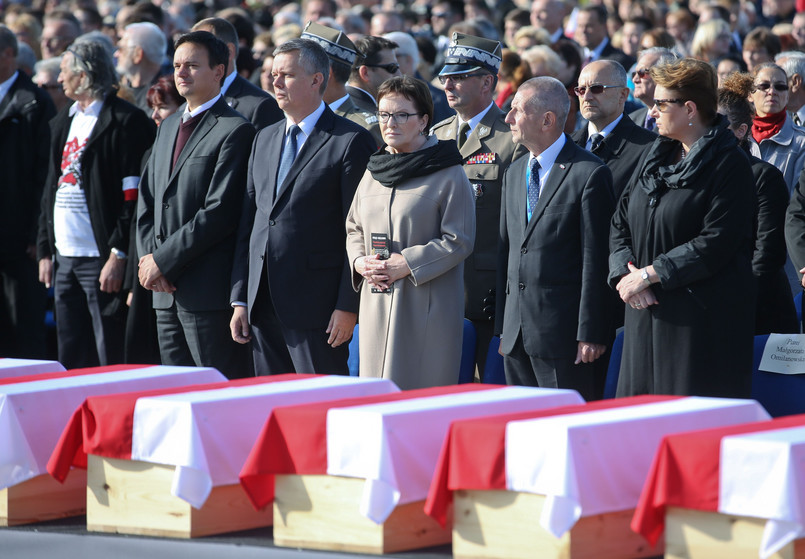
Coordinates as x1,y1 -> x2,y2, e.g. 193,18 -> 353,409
752,110 -> 787,142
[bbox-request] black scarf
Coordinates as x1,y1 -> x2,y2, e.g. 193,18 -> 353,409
639,115 -> 738,207
366,138 -> 464,187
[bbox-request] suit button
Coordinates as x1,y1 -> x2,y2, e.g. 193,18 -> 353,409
518,282 -> 525,290
162,203 -> 169,209
520,247 -> 528,254
259,255 -> 264,260
156,234 -> 164,242
269,219 -> 276,226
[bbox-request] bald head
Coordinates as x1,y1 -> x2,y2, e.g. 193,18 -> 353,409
577,60 -> 629,129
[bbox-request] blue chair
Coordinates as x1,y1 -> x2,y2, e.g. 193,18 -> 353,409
751,334 -> 805,417
483,336 -> 506,384
604,329 -> 625,399
347,324 -> 360,377
458,319 -> 477,384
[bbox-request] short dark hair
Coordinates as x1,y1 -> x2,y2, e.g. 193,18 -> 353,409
579,4 -> 608,26
744,26 -> 782,59
351,35 -> 399,81
193,17 -> 239,57
174,31 -> 229,85
273,38 -> 330,94
377,75 -> 434,133
0,25 -> 18,57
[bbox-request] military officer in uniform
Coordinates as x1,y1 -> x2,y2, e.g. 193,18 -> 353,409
301,22 -> 383,147
432,33 -> 527,378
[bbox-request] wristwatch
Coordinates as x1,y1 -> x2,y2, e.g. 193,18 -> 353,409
641,268 -> 650,285
110,247 -> 127,260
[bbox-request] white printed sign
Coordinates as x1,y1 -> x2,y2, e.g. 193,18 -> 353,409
758,334 -> 805,374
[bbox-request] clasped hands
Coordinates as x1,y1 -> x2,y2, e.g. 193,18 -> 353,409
355,253 -> 411,291
616,262 -> 658,310
138,253 -> 176,293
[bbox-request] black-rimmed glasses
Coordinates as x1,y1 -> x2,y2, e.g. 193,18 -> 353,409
376,111 -> 423,124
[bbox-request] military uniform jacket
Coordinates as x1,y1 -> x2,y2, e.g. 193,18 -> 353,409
432,104 -> 527,321
334,96 -> 383,148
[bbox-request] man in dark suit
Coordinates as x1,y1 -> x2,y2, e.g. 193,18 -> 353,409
137,31 -> 256,379
575,5 -> 634,70
432,32 -> 526,378
192,17 -> 282,131
571,60 -> 656,199
38,39 -> 154,368
628,47 -> 678,131
230,38 -> 375,376
496,76 -> 614,401
0,26 -> 56,359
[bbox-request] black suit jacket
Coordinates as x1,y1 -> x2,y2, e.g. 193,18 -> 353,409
231,106 -> 376,329
571,114 -> 656,199
137,97 -> 256,312
39,93 -> 154,262
224,74 -> 283,131
496,137 -> 614,359
0,71 -> 55,260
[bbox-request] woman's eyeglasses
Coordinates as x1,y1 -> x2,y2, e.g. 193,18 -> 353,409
653,98 -> 685,111
754,82 -> 789,92
376,111 -> 423,124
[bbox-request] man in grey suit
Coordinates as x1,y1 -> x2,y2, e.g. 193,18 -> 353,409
230,38 -> 375,376
432,32 -> 526,378
192,17 -> 282,131
137,31 -> 256,379
496,76 -> 614,401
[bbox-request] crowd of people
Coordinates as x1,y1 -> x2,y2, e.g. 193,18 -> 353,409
4,0 -> 805,399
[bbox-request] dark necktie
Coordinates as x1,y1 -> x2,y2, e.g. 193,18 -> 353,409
457,121 -> 470,150
644,115 -> 656,130
527,157 -> 541,221
172,111 -> 204,171
589,133 -> 604,153
276,124 -> 300,194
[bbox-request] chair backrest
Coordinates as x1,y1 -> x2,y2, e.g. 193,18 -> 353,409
347,324 -> 360,377
751,333 -> 805,417
603,329 -> 625,399
483,336 -> 506,384
458,319 -> 477,384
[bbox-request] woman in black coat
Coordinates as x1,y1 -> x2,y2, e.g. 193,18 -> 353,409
717,71 -> 798,335
609,58 -> 756,397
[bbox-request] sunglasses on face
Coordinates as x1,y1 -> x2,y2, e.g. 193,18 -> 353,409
364,62 -> 400,74
754,82 -> 789,92
573,84 -> 622,96
632,68 -> 651,80
653,98 -> 685,111
437,73 -> 486,85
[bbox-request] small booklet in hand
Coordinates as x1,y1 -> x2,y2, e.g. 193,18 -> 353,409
370,233 -> 391,294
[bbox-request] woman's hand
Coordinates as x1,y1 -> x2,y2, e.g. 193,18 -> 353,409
362,252 -> 411,290
616,262 -> 659,309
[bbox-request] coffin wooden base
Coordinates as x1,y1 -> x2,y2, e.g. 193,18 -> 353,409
665,507 -> 805,559
273,474 -> 451,554
452,489 -> 663,559
86,455 -> 272,538
0,471 -> 86,526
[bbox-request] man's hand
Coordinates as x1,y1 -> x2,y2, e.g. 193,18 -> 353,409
99,253 -> 126,293
230,305 -> 252,344
575,341 -> 606,364
38,258 -> 53,288
138,253 -> 176,292
326,309 -> 357,347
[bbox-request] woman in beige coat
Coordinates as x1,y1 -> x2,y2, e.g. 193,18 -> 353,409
346,76 -> 476,390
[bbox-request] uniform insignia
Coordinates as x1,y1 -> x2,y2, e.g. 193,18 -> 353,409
559,164 -> 566,169
472,183 -> 484,198
466,152 -> 496,165
478,125 -> 490,136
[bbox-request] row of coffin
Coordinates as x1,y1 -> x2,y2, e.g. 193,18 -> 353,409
0,357 -> 801,559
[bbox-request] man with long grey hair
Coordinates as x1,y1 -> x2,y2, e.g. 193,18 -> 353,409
37,38 -> 154,368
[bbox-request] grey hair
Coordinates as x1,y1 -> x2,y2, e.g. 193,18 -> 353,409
125,22 -> 167,66
66,39 -> 118,99
776,50 -> 805,79
637,47 -> 681,66
520,76 -> 570,128
0,25 -> 18,57
34,56 -> 62,79
273,38 -> 330,94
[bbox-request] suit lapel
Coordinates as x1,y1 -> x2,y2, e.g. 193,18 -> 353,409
224,76 -> 242,111
273,110 -> 333,206
524,138 -> 574,240
168,102 -> 220,183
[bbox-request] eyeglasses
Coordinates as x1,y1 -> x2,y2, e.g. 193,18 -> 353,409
754,82 -> 789,92
437,73 -> 487,85
653,98 -> 685,111
632,68 -> 651,80
376,111 -> 423,123
573,84 -> 622,96
364,62 -> 400,74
